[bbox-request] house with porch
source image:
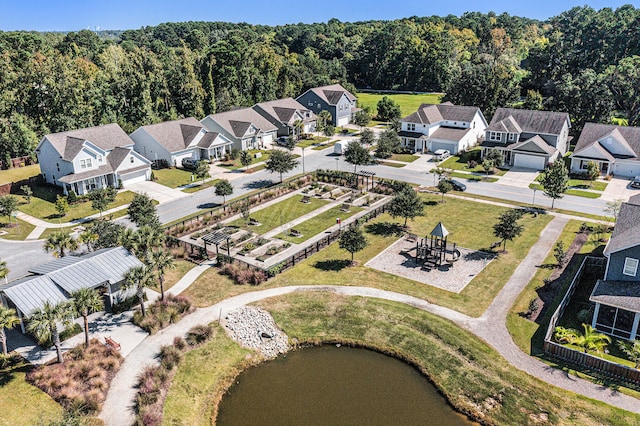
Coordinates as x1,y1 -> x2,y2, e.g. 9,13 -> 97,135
130,117 -> 233,167
200,108 -> 278,151
36,124 -> 151,195
480,108 -> 571,170
398,102 -> 487,154
589,194 -> 640,340
570,123 -> 640,178
296,84 -> 358,127
0,247 -> 143,334
253,98 -> 317,138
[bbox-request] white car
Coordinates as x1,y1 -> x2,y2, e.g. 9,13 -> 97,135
631,176 -> 640,188
433,149 -> 450,161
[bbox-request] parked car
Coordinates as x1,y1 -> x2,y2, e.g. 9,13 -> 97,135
433,149 -> 450,161
632,176 -> 640,188
181,158 -> 198,170
277,136 -> 290,146
444,178 -> 466,191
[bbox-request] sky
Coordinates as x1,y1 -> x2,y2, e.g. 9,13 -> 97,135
0,0 -> 638,32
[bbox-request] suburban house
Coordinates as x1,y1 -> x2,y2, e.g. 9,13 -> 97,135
200,108 -> 278,151
570,123 -> 640,177
130,117 -> 233,167
296,84 -> 358,127
480,108 -> 571,170
0,247 -> 143,333
252,98 -> 317,138
36,124 -> 152,195
589,195 -> 640,340
398,102 -> 487,154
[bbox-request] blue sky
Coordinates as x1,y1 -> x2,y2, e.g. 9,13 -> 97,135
1,0 -> 638,31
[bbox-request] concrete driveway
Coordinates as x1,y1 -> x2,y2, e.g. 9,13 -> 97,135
498,167 -> 539,188
128,180 -> 188,205
601,176 -> 640,202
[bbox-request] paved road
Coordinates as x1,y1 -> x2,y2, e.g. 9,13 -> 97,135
0,239 -> 54,281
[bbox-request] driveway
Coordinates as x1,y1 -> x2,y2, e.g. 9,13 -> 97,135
128,181 -> 188,205
600,176 -> 640,202
498,167 -> 539,188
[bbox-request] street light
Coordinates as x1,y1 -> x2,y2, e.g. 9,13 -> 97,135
302,146 -> 305,174
532,188 -> 537,207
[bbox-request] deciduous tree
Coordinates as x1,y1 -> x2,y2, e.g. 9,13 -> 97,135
128,193 -> 160,228
388,186 -> 424,227
195,160 -> 210,185
539,161 -> 569,209
215,179 -> 233,205
265,150 -> 298,182
376,96 -> 401,122
343,140 -> 370,174
493,209 -> 524,251
339,224 -> 368,264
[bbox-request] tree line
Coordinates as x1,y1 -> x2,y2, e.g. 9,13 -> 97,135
1,5 -> 639,162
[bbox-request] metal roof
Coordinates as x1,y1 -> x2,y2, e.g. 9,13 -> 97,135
430,222 -> 449,238
2,276 -> 68,317
47,262 -> 111,293
82,247 -> 144,284
29,256 -> 83,275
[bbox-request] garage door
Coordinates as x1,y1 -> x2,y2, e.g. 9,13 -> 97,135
337,116 -> 350,126
261,133 -> 273,145
514,154 -> 545,170
120,169 -> 148,186
430,141 -> 457,155
614,161 -> 640,177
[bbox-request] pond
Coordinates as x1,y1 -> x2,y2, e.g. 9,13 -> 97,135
217,345 -> 474,425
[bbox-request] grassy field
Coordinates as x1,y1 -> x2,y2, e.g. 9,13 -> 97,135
151,259 -> 194,293
164,293 -> 639,425
356,93 -> 442,118
219,150 -> 271,170
0,216 -> 35,240
380,161 -> 405,168
388,153 -> 420,163
186,194 -> 552,317
529,183 -> 601,199
153,168 -> 195,188
296,136 -> 329,148
277,205 -> 362,243
0,165 -> 41,185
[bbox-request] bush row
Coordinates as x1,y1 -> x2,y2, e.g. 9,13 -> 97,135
133,294 -> 194,334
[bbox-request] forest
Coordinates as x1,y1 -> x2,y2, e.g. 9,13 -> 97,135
0,5 -> 639,162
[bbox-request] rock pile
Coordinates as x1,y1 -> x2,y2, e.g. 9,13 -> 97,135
223,306 -> 289,358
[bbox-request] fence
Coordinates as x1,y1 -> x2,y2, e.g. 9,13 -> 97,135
541,256 -> 640,385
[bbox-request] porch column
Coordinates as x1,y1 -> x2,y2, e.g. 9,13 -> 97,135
591,303 -> 600,329
631,313 -> 640,340
17,309 -> 25,334
108,283 -> 114,308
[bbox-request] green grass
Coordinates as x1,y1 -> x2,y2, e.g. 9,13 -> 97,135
151,259 -> 194,292
153,168 -> 196,188
0,164 -> 41,185
228,195 -> 330,234
39,224 -> 77,239
388,153 -> 420,163
17,189 -> 136,222
311,140 -> 338,150
380,161 -> 405,168
448,171 -> 498,182
356,93 -> 443,118
277,205 -> 362,243
529,184 -> 601,199
182,179 -> 221,194
534,176 -> 608,192
438,147 -> 482,171
297,136 -> 329,148
0,217 -> 35,240
219,150 -> 271,170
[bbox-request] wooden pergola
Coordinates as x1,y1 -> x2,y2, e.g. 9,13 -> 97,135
202,228 -> 235,258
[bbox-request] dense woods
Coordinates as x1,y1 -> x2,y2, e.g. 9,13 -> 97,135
1,5 -> 640,161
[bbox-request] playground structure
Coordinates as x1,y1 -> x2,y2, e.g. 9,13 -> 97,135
411,222 -> 461,269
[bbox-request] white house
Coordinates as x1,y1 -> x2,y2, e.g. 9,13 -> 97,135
201,108 -> 278,151
252,97 -> 317,137
570,123 -> 640,177
35,124 -> 151,195
398,102 -> 487,154
130,117 -> 233,167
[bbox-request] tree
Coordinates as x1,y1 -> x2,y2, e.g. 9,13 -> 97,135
0,306 -> 19,355
20,185 -> 32,204
240,200 -> 251,224
78,230 -> 98,252
54,195 -> 69,217
484,149 -> 504,167
92,220 -> 125,250
239,150 -> 252,171
323,124 -> 335,138
148,249 -> 175,300
44,231 -> 78,258
618,339 -> 640,369
353,109 -> 371,129
571,323 -> 611,354
123,265 -> 156,317
265,150 -> 298,182
27,301 -> 75,363
292,119 -> 304,140
539,161 -> 569,209
604,199 -> 624,224
339,224 -> 368,264
375,129 -> 401,159
585,161 -> 600,186
344,140 -> 370,174
215,179 -> 233,205
120,225 -> 164,257
437,179 -> 453,202
522,89 -> 543,110
0,195 -> 18,226
0,258 -> 7,284
553,241 -> 567,267
70,288 -> 103,349
359,128 -> 375,146
194,160 -> 210,185
282,136 -> 296,151
317,110 -> 333,134
128,193 -> 160,228
387,187 -> 424,227
88,187 -> 117,217
493,209 -> 524,252
482,159 -> 494,177
376,96 -> 401,122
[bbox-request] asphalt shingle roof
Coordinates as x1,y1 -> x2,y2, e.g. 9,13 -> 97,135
573,123 -> 640,160
604,196 -> 640,255
401,103 -> 480,125
43,124 -> 134,159
487,108 -> 569,135
429,126 -> 472,142
137,117 -> 205,154
204,108 -> 278,138
590,279 -> 640,312
305,84 -> 356,105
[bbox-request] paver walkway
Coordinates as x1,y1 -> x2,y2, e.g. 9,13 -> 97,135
99,215 -> 640,425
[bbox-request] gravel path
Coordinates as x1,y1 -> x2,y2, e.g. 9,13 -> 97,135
99,216 -> 640,425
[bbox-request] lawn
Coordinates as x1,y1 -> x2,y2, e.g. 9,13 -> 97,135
153,168 -> 195,188
219,150 -> 271,170
0,217 -> 35,240
380,161 -> 405,168
0,164 -> 41,185
534,175 -> 608,192
17,189 -> 136,222
438,147 -> 482,171
277,205 -> 362,243
448,171 -> 498,183
186,194 -> 552,317
529,183 -> 601,199
228,195 -> 330,234
182,179 -> 220,194
311,140 -> 338,150
151,259 -> 194,293
388,153 -> 420,163
164,293 -> 640,425
356,93 -> 443,118
296,136 -> 329,148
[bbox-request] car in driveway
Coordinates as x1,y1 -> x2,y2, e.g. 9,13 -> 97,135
433,149 -> 450,161
443,178 -> 466,191
181,158 -> 198,170
632,176 -> 640,188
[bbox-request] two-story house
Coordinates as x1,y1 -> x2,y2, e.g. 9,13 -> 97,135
130,117 -> 233,167
296,84 -> 358,127
589,194 -> 640,340
35,124 -> 151,195
398,102 -> 487,154
252,98 -> 317,138
200,108 -> 278,151
480,108 -> 571,170
570,123 -> 640,177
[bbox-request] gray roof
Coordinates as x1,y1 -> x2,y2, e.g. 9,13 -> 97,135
487,108 -> 570,135
573,123 -> 640,160
41,124 -> 134,159
487,116 -> 522,133
398,130 -> 429,139
429,127 -> 471,142
511,135 -> 557,155
401,102 -> 481,125
1,276 -> 68,317
204,108 -> 278,138
430,222 -> 449,238
303,84 -> 356,105
82,247 -> 145,284
47,262 -> 111,293
590,279 -> 640,312
57,163 -> 113,184
604,196 -> 640,255
254,98 -> 316,126
137,117 -> 205,154
108,147 -> 134,169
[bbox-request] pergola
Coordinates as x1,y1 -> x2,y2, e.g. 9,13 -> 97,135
356,170 -> 376,191
202,228 -> 235,258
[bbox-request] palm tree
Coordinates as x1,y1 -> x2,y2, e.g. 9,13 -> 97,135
0,306 -> 19,355
148,249 -> 175,301
78,231 -> 99,252
123,265 -> 155,317
570,323 -> 611,354
0,258 -> 8,284
43,231 -> 79,258
71,288 -> 104,348
119,226 -> 163,258
27,301 -> 75,363
293,119 -> 304,141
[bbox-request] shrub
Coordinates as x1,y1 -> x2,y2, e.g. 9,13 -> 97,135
186,324 -> 213,346
133,294 -> 194,333
173,336 -> 187,351
159,345 -> 182,370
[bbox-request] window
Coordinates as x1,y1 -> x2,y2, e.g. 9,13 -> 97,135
56,163 -> 60,172
623,258 -> 639,277
80,159 -> 91,169
489,131 -> 502,142
86,158 -> 92,168
97,155 -> 102,163
407,123 -> 416,131
130,156 -> 135,163
508,133 -> 516,142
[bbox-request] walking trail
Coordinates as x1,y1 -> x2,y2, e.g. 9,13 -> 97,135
99,215 -> 640,425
